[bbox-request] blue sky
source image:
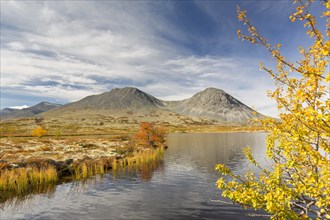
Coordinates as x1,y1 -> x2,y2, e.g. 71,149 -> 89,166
0,1 -> 326,116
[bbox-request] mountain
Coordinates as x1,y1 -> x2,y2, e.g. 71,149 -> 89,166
47,87 -> 164,113
4,87 -> 265,125
165,87 -> 264,124
0,102 -> 62,121
0,108 -> 19,116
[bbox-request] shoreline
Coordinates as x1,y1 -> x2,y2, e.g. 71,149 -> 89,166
0,140 -> 165,203
0,124 -> 263,201
0,125 -> 264,170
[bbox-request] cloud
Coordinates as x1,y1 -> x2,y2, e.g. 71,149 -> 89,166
150,56 -> 277,116
1,1 -> 283,116
9,105 -> 29,110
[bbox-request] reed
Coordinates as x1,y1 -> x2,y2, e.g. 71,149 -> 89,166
73,158 -> 109,180
0,146 -> 164,200
112,158 -> 117,170
0,165 -> 58,194
114,147 -> 164,170
98,159 -> 105,174
0,181 -> 57,208
110,147 -> 164,181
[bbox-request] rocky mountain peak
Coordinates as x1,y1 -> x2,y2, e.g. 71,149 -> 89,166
109,87 -> 148,98
200,87 -> 225,94
166,87 -> 263,124
49,87 -> 165,111
187,87 -> 241,108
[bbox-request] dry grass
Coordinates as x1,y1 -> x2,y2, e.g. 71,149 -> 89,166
0,145 -> 165,205
0,165 -> 58,194
0,137 -> 121,165
39,146 -> 53,151
0,107 -> 265,139
0,152 -> 7,169
115,147 -> 164,170
112,147 -> 164,181
73,158 -> 109,180
0,108 -> 186,137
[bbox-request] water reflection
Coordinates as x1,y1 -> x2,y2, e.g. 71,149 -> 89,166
0,133 -> 268,220
112,147 -> 165,182
0,184 -> 57,212
167,132 -> 268,175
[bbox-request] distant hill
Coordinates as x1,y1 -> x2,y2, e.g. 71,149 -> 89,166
0,108 -> 19,116
42,87 -> 264,125
4,87 -> 265,125
165,87 -> 264,124
0,102 -> 62,121
46,87 -> 164,113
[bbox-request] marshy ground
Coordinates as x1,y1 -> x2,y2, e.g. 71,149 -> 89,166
0,137 -> 126,164
0,134 -> 165,203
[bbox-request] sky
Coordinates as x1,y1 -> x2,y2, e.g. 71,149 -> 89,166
0,0 -> 326,116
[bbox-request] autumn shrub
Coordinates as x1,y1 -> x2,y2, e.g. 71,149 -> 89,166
32,126 -> 47,137
133,122 -> 166,148
216,1 -> 329,219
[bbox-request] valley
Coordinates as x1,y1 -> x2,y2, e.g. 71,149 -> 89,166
1,87 -> 265,136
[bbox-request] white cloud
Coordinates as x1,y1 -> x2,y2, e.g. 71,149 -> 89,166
149,56 -> 277,116
9,105 -> 29,110
1,1 -> 279,117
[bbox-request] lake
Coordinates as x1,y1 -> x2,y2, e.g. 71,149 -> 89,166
0,132 -> 270,220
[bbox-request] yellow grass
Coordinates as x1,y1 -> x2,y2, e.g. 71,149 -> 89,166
73,159 -> 108,180
115,147 -> 164,170
0,146 -> 165,204
0,166 -> 58,194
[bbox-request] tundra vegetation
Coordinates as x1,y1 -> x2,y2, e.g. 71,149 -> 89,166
0,122 -> 166,203
216,0 -> 330,219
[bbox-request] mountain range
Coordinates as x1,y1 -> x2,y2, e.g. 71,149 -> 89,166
0,102 -> 62,121
1,87 -> 264,125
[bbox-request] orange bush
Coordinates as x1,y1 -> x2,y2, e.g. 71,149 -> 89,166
32,126 -> 47,137
133,122 -> 165,148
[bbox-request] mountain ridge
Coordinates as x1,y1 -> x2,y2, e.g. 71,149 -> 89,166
165,87 -> 263,123
47,87 -> 164,113
0,102 -> 62,121
2,87 -> 265,124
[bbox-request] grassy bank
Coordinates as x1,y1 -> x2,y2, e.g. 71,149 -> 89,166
0,146 -> 165,203
0,165 -> 58,194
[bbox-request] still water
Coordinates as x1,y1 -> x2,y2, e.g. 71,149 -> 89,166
1,132 -> 270,220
